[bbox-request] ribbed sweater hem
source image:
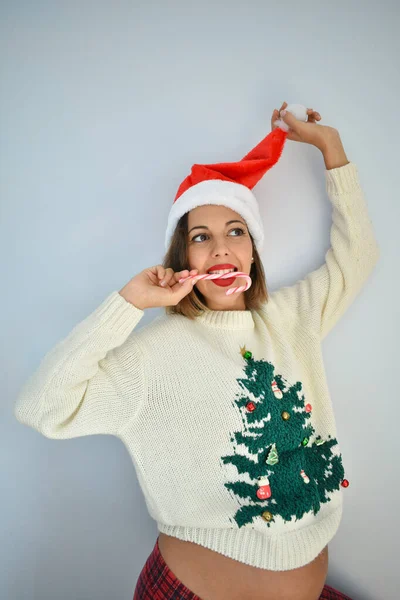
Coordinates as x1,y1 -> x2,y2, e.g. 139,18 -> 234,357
157,500 -> 342,571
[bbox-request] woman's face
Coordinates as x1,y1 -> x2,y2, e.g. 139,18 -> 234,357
187,204 -> 253,311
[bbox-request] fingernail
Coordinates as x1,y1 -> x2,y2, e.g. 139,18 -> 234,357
160,280 -> 166,286
281,110 -> 287,117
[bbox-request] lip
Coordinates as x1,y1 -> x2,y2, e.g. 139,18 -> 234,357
207,263 -> 238,273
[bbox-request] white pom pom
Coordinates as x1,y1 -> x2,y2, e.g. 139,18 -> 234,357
275,103 -> 308,132
284,104 -> 308,122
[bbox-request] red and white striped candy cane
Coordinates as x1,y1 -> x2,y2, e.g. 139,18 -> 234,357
178,271 -> 252,296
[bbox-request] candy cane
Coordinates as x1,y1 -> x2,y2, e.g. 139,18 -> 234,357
178,271 -> 252,295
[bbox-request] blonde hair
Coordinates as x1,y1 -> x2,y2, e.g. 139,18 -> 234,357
162,212 -> 269,319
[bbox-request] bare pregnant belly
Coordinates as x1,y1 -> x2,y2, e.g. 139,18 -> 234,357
157,533 -> 329,600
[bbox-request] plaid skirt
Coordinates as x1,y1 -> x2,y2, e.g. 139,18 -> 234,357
133,536 -> 353,600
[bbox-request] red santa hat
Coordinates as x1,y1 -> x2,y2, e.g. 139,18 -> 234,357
165,126 -> 288,253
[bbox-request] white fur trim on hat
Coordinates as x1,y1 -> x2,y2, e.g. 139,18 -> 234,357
165,179 -> 264,253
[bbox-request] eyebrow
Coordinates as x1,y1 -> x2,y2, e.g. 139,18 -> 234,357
188,220 -> 246,235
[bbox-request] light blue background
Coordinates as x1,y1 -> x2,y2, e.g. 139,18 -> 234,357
2,1 -> 397,599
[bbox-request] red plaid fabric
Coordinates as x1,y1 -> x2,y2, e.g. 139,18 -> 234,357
133,537 -> 353,600
319,584 -> 353,600
133,537 -> 200,599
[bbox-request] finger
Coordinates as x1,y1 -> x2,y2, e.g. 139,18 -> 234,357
172,269 -> 189,284
159,267 -> 174,286
280,110 -> 299,131
156,265 -> 166,281
169,269 -> 198,287
179,269 -> 199,284
276,102 -> 288,122
307,108 -> 321,121
271,109 -> 280,129
172,275 -> 196,295
157,267 -> 172,286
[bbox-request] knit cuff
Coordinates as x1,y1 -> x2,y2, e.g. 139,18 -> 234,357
91,290 -> 145,339
325,161 -> 360,196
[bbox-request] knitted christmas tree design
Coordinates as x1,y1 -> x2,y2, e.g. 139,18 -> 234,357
220,346 -> 345,528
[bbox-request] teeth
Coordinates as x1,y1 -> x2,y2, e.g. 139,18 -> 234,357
208,268 -> 235,275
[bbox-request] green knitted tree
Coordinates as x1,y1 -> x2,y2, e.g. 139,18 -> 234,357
220,346 -> 346,528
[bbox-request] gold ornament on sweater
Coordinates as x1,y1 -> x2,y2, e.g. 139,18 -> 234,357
240,344 -> 253,360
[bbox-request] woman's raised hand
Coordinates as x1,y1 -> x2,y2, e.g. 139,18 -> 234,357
271,101 -> 339,150
119,265 -> 199,310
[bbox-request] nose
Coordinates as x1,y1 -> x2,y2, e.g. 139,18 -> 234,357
211,239 -> 231,257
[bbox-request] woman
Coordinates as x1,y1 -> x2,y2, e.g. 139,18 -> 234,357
15,102 -> 378,600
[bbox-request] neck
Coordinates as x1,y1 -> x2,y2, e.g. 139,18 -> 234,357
205,297 -> 247,312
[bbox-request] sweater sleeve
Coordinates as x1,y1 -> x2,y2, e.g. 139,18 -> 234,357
14,291 -> 146,439
267,162 -> 380,340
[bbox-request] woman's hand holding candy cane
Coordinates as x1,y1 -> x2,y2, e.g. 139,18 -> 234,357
119,266 -> 199,310
118,266 -> 252,311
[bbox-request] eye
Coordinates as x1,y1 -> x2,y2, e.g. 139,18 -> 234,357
230,227 -> 245,237
191,228 -> 245,243
191,233 -> 208,243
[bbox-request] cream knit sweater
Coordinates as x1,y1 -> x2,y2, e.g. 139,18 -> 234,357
15,162 -> 380,571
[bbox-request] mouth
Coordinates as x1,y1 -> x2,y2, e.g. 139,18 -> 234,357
207,267 -> 238,275
206,266 -> 239,288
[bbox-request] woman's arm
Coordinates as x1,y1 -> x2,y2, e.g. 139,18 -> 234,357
14,291 -> 147,439
267,155 -> 380,341
263,106 -> 380,339
322,134 -> 350,170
